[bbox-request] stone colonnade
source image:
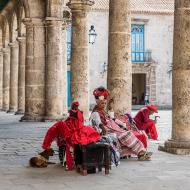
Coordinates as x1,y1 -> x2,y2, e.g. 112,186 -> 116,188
0,0 -> 69,121
0,0 -> 189,155
0,0 -> 141,119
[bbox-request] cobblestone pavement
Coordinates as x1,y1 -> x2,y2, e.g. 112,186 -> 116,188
0,110 -> 190,190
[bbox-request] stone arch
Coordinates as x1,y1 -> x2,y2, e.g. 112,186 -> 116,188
46,0 -> 63,17
18,0 -> 30,18
27,0 -> 46,18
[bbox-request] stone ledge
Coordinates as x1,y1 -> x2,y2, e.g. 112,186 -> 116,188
159,145 -> 190,155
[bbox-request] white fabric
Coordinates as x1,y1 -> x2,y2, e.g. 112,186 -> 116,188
89,112 -> 102,134
108,111 -> 115,119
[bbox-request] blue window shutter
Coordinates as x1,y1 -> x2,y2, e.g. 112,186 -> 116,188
131,24 -> 145,62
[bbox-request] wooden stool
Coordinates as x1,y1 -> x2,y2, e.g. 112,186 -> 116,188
74,142 -> 111,176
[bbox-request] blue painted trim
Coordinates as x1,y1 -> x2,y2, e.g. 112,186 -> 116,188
67,25 -> 72,64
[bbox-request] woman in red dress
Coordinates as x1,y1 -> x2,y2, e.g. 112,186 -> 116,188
134,105 -> 158,140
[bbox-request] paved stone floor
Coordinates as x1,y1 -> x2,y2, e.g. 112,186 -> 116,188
0,110 -> 190,190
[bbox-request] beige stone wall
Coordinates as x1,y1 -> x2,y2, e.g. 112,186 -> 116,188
87,10 -> 173,108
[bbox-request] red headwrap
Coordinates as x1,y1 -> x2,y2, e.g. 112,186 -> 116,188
146,104 -> 158,113
93,87 -> 109,100
69,101 -> 80,116
71,101 -> 79,109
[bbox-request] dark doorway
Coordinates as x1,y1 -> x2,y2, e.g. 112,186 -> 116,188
132,74 -> 146,105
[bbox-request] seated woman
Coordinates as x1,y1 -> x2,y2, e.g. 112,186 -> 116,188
134,105 -> 158,140
42,102 -> 100,170
89,87 -> 152,161
107,98 -> 147,150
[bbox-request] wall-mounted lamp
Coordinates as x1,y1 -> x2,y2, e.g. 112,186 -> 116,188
89,25 -> 97,45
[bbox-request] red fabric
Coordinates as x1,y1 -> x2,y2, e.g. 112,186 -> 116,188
93,88 -> 109,100
134,108 -> 151,130
71,101 -> 79,108
65,110 -> 100,145
66,144 -> 74,170
92,107 -> 147,149
132,131 -> 147,148
42,110 -> 100,149
146,104 -> 158,113
42,110 -> 100,170
145,120 -> 158,140
42,121 -> 70,150
134,108 -> 158,140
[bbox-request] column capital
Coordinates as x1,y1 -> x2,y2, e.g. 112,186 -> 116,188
45,17 -> 64,26
45,17 -> 69,30
2,47 -> 10,54
67,0 -> 94,11
17,36 -> 26,43
23,18 -> 44,27
8,41 -> 18,48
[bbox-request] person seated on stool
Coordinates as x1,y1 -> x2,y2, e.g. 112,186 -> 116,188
134,104 -> 158,140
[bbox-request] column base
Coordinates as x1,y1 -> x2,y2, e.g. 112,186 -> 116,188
158,139 -> 190,155
15,110 -> 25,115
44,113 -> 68,122
7,108 -> 16,113
20,115 -> 45,122
2,107 -> 9,112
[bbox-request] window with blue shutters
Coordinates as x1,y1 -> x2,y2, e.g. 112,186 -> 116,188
131,24 -> 145,62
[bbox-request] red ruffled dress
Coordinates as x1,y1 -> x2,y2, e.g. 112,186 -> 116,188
42,110 -> 100,170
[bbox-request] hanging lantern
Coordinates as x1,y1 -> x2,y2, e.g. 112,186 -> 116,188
89,25 -> 97,44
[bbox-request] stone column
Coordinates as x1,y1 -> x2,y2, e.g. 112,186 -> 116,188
45,18 -> 65,120
159,0 -> 190,155
107,0 -> 132,114
21,18 -> 46,121
8,42 -> 19,112
67,0 -> 94,119
16,37 -> 26,114
0,50 -> 3,109
2,47 -> 10,111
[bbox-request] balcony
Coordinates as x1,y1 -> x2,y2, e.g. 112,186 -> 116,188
132,50 -> 153,63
